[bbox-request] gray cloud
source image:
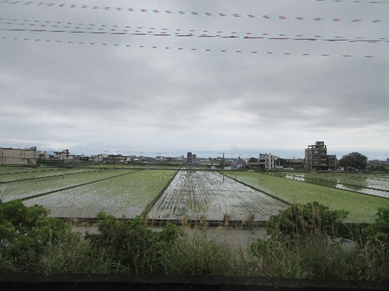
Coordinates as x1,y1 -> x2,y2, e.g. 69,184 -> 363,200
0,0 -> 388,159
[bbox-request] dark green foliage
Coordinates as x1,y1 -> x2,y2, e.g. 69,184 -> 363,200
339,152 -> 368,170
248,203 -> 389,281
90,212 -> 182,273
1,200 -> 388,280
363,208 -> 389,242
371,164 -> 387,171
0,199 -> 70,271
250,202 -> 350,262
266,201 -> 349,241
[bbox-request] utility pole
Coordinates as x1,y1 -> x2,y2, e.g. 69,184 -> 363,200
218,153 -> 225,168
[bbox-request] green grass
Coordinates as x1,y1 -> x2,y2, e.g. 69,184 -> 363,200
224,171 -> 389,223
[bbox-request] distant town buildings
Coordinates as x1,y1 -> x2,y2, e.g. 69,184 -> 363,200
0,147 -> 48,166
6,142 -> 387,171
304,141 -> 337,171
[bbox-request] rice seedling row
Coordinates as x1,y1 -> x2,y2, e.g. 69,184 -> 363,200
266,172 -> 389,199
21,170 -> 138,201
0,169 -> 136,202
0,168 -> 100,183
225,171 -> 389,223
0,167 -> 61,177
285,173 -> 389,195
147,170 -> 288,222
23,170 -> 177,218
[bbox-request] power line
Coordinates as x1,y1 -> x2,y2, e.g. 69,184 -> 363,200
1,34 -> 387,59
1,25 -> 387,44
311,0 -> 389,3
312,0 -> 389,3
1,0 -> 387,24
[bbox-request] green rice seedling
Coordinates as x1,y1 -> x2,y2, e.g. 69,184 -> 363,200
226,171 -> 389,223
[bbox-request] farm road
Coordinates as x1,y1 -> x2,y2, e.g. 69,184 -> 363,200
148,170 -> 288,222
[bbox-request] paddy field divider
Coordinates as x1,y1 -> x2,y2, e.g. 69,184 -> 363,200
21,170 -> 140,201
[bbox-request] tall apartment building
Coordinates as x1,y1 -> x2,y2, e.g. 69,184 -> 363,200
304,141 -> 337,170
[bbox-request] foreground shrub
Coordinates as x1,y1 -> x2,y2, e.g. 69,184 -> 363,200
160,228 -> 237,276
89,212 -> 182,273
266,201 -> 349,241
248,202 -> 389,281
249,202 -> 351,279
1,200 -> 388,281
363,208 -> 389,243
0,199 -> 71,272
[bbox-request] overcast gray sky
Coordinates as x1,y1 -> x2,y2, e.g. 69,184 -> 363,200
0,0 -> 388,159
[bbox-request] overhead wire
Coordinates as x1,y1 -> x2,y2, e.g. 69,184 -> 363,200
0,0 -> 388,23
1,34 -> 386,59
0,23 -> 387,44
311,0 -> 389,3
0,1 -> 387,59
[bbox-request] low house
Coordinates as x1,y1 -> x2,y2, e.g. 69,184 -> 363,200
104,154 -> 127,164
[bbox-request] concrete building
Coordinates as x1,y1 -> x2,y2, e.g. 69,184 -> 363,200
0,147 -> 47,166
186,152 -> 196,164
304,141 -> 337,170
53,149 -> 70,159
258,153 -> 276,170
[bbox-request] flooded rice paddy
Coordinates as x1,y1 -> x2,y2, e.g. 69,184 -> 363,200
147,170 -> 288,221
282,173 -> 389,199
3,167 -> 388,223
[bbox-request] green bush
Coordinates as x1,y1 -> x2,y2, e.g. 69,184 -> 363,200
363,208 -> 389,242
266,201 -> 349,241
90,212 -> 182,273
248,203 -> 389,281
0,199 -> 70,271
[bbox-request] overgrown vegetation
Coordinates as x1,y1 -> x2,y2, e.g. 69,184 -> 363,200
248,202 -> 389,281
0,199 -> 388,281
265,201 -> 350,241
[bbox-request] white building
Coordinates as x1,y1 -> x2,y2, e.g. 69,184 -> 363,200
258,153 -> 276,170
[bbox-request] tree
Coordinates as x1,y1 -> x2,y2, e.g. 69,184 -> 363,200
248,157 -> 258,163
339,152 -> 368,170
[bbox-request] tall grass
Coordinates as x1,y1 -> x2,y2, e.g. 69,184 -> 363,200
33,223 -> 389,281
1,201 -> 388,281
